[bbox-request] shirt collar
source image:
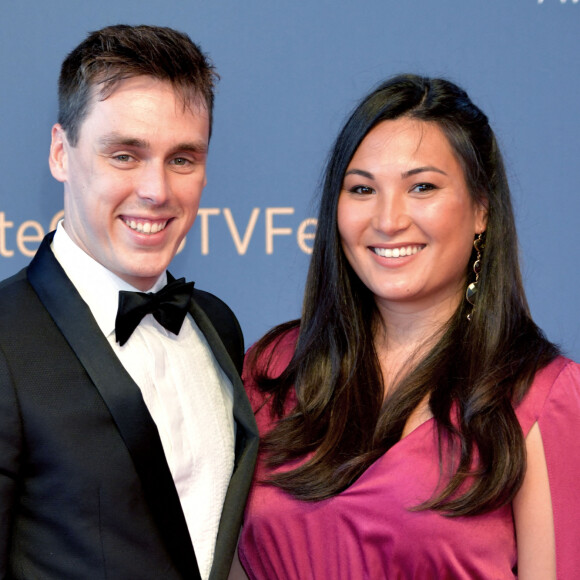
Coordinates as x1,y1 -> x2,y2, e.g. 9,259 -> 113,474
50,221 -> 167,337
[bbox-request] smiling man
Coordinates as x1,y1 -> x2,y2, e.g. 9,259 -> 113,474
0,25 -> 257,580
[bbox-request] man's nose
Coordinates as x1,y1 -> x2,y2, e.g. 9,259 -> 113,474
135,161 -> 170,205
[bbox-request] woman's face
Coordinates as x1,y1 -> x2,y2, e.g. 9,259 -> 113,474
337,117 -> 487,319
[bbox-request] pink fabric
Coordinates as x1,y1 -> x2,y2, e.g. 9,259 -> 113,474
239,328 -> 580,579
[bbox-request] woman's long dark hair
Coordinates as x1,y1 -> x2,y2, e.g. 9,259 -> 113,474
248,74 -> 558,515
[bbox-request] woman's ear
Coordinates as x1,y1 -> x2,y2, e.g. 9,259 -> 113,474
474,195 -> 488,235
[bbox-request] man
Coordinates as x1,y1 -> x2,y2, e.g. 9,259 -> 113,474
0,25 -> 257,580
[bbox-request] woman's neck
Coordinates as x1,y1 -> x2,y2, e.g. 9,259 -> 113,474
373,291 -> 461,395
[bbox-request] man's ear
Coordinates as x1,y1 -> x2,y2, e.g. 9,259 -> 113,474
48,124 -> 69,183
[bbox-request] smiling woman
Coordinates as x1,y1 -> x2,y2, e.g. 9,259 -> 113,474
338,117 -> 487,324
233,74 -> 580,579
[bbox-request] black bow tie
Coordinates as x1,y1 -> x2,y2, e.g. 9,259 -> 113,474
115,276 -> 195,346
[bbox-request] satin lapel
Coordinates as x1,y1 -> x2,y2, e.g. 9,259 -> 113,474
188,297 -> 258,462
189,299 -> 259,580
27,234 -> 200,580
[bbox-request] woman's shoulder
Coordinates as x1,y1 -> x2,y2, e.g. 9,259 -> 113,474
515,356 -> 580,577
515,356 -> 580,436
244,323 -> 300,377
242,323 -> 300,420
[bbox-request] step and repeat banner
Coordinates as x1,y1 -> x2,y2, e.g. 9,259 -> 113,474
1,0 -> 578,359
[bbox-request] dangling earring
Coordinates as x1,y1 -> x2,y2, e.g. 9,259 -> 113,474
465,233 -> 484,321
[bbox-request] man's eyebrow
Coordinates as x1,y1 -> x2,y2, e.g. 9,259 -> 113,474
402,166 -> 447,178
174,141 -> 209,155
97,134 -> 208,154
98,134 -> 149,149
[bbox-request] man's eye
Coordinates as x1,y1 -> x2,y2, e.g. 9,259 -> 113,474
172,157 -> 190,166
113,154 -> 132,162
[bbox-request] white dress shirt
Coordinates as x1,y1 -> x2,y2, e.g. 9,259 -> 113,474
51,223 -> 235,580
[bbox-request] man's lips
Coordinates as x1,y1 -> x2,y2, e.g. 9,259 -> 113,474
121,217 -> 169,234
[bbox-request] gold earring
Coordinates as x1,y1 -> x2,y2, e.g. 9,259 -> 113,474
466,233 -> 484,321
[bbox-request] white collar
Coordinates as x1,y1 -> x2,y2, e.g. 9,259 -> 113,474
50,221 -> 167,337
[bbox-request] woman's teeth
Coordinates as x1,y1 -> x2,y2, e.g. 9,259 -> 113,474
373,245 -> 423,258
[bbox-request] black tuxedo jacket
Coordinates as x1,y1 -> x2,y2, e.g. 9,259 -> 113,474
0,233 -> 258,579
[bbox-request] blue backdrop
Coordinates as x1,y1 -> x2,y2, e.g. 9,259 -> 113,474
1,0 -> 578,360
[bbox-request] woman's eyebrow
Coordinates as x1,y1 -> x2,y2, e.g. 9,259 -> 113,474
402,166 -> 447,178
344,168 -> 375,179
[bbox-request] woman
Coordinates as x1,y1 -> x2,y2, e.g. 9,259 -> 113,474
234,75 -> 580,579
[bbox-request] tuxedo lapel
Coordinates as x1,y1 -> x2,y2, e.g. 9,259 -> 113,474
189,298 -> 259,580
189,297 -> 258,457
27,233 -> 200,580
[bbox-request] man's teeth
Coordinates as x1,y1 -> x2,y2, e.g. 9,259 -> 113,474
373,245 -> 422,258
124,219 -> 168,234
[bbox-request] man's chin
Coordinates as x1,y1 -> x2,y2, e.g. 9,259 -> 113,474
116,263 -> 170,291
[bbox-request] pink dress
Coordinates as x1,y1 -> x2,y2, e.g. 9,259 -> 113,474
238,328 -> 580,579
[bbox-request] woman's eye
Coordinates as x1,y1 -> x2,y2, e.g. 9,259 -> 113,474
411,183 -> 436,193
350,185 -> 375,195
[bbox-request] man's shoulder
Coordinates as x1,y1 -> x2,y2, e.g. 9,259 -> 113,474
0,266 -> 46,346
0,267 -> 28,292
0,267 -> 35,312
192,288 -> 238,323
192,288 -> 244,374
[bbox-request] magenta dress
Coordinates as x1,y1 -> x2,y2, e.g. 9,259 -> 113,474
238,328 -> 580,579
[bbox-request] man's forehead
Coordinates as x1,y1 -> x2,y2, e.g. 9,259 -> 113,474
75,76 -> 210,140
88,75 -> 208,117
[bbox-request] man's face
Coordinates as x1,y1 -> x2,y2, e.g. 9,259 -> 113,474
49,76 -> 210,290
